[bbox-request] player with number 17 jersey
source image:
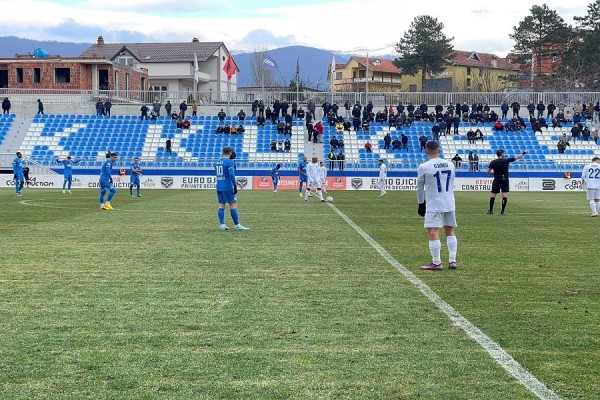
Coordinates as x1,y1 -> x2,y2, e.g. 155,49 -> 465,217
416,158 -> 456,213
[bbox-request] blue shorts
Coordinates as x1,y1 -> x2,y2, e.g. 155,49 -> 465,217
14,172 -> 24,182
99,180 -> 114,192
299,176 -> 307,183
217,190 -> 237,204
64,173 -> 72,180
130,175 -> 140,184
272,177 -> 279,184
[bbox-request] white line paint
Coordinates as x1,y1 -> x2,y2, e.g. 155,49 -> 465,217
327,203 -> 563,400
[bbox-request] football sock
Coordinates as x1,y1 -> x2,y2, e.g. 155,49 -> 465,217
590,201 -> 597,214
429,240 -> 442,264
68,181 -> 72,190
218,208 -> 225,224
304,190 -> 309,200
501,198 -> 507,212
107,189 -> 115,202
130,185 -> 133,196
489,197 -> 495,211
318,189 -> 323,201
447,236 -> 458,263
63,181 -> 67,190
99,191 -> 105,205
299,183 -> 303,193
230,208 -> 240,225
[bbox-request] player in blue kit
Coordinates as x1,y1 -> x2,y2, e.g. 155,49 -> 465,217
271,163 -> 281,193
297,155 -> 308,197
215,146 -> 249,231
12,152 -> 24,196
99,152 -> 118,210
129,157 -> 143,198
56,156 -> 81,194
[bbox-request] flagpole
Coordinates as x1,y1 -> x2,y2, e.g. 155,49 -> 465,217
366,52 -> 369,106
296,55 -> 299,104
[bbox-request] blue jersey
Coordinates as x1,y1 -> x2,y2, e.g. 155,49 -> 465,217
58,159 -> 79,175
100,159 -> 113,182
13,157 -> 23,174
131,163 -> 141,175
215,158 -> 236,191
298,161 -> 307,177
271,167 -> 280,180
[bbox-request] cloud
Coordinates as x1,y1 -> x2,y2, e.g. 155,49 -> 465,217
235,29 -> 297,50
42,19 -> 152,43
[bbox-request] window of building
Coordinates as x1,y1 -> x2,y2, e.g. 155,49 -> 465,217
466,78 -> 472,88
373,60 -> 381,67
409,84 -> 417,92
358,70 -> 366,79
117,54 -> 134,67
466,66 -> 471,75
55,68 -> 71,83
33,68 -> 41,83
468,53 -> 480,61
16,68 -> 23,83
114,71 -> 120,89
125,73 -> 130,91
335,72 -> 342,80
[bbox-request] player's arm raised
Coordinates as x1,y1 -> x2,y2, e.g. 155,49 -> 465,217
515,150 -> 529,161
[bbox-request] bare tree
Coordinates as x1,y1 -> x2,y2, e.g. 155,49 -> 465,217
250,46 -> 277,87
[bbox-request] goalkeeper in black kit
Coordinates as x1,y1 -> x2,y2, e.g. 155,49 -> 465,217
486,149 -> 528,215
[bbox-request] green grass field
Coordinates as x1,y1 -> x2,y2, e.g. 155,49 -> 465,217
0,188 -> 598,399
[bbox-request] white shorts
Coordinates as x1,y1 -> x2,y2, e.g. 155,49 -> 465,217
308,179 -> 321,189
587,188 -> 600,200
424,211 -> 457,229
320,179 -> 327,186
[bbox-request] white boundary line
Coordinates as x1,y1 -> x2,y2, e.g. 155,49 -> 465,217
327,203 -> 563,400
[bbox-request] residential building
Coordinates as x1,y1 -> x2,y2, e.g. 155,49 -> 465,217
329,57 -> 401,93
401,50 -> 519,92
80,36 -> 238,99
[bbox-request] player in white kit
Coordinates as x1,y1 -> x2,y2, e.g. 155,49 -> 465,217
378,159 -> 387,197
305,156 -> 325,202
416,140 -> 458,270
580,156 -> 600,217
318,161 -> 328,193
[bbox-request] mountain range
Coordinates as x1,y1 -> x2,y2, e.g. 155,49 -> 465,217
0,36 -> 396,89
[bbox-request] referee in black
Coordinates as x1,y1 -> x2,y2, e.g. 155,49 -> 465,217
486,149 -> 528,215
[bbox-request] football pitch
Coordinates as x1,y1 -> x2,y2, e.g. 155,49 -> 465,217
0,188 -> 598,399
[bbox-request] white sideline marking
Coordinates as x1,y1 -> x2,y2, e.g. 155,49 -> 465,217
327,203 -> 563,400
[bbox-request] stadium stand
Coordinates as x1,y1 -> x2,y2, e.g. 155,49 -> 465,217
0,114 -> 15,147
18,114 -> 305,169
321,117 -> 600,171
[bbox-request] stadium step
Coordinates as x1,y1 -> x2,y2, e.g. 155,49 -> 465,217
0,115 -> 32,154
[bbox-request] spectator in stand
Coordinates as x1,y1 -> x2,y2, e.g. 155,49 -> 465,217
468,151 -> 476,171
152,98 -> 161,117
531,119 -> 542,134
183,118 -> 191,130
237,125 -> 245,134
237,109 -> 246,121
565,111 -> 573,123
284,138 -> 291,152
384,133 -> 392,150
432,122 -> 441,141
461,102 -> 469,115
337,151 -> 345,170
419,133 -> 428,152
217,109 -> 226,123
330,135 -> 339,150
277,120 -> 285,134
475,128 -> 484,141
419,102 -> 428,115
328,149 -> 336,170
343,119 -> 351,132
452,153 -> 462,169
362,119 -> 370,132
297,107 -> 305,119
166,138 -> 172,154
493,119 -> 504,131
527,101 -> 536,120
37,99 -> 44,115
103,99 -> 112,116
251,100 -> 258,117
401,133 -> 409,152
164,100 -> 172,116
150,110 -> 158,121
594,129 -> 599,144
593,101 -> 600,124
281,100 -> 289,117
536,101 -> 545,119
276,140 -> 284,152
489,110 -> 498,122
392,137 -> 402,151
474,152 -> 480,171
306,121 -> 314,142
192,100 -> 198,117
511,101 -> 520,117
2,97 -> 11,114
270,140 -> 277,152
270,108 -> 279,124
582,125 -> 591,141
257,114 -> 266,127
537,116 -> 548,129
574,101 -> 583,115
551,117 -> 562,128
258,100 -> 265,116
96,99 -> 104,116
179,100 -> 188,116
315,121 -> 324,143
291,101 -> 298,118
407,102 -> 415,115
140,104 -> 149,120
557,134 -> 570,153
573,112 -> 582,124
453,114 -> 460,134
307,99 -> 315,117
467,128 -> 476,144
335,120 -> 344,133
352,117 -> 360,131
338,137 -> 345,149
364,141 -> 372,153
501,101 -> 509,119
547,101 -> 556,119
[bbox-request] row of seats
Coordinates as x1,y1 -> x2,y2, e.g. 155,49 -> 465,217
0,113 -> 15,147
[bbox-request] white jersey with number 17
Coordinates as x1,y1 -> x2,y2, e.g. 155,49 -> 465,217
581,162 -> 600,189
417,157 -> 456,212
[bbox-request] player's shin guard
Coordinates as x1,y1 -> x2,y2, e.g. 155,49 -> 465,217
429,240 -> 442,264
218,208 -> 225,224
230,208 -> 239,225
489,197 -> 495,211
590,200 -> 597,214
107,187 -> 116,202
501,198 -> 507,212
447,236 -> 458,263
317,189 -> 323,201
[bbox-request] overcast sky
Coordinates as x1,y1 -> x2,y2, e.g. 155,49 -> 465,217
0,0 -> 591,55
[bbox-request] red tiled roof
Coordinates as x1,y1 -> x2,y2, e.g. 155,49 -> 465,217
450,50 -> 519,71
352,57 -> 400,74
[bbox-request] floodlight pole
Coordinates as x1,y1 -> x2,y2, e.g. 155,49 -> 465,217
366,52 -> 369,105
